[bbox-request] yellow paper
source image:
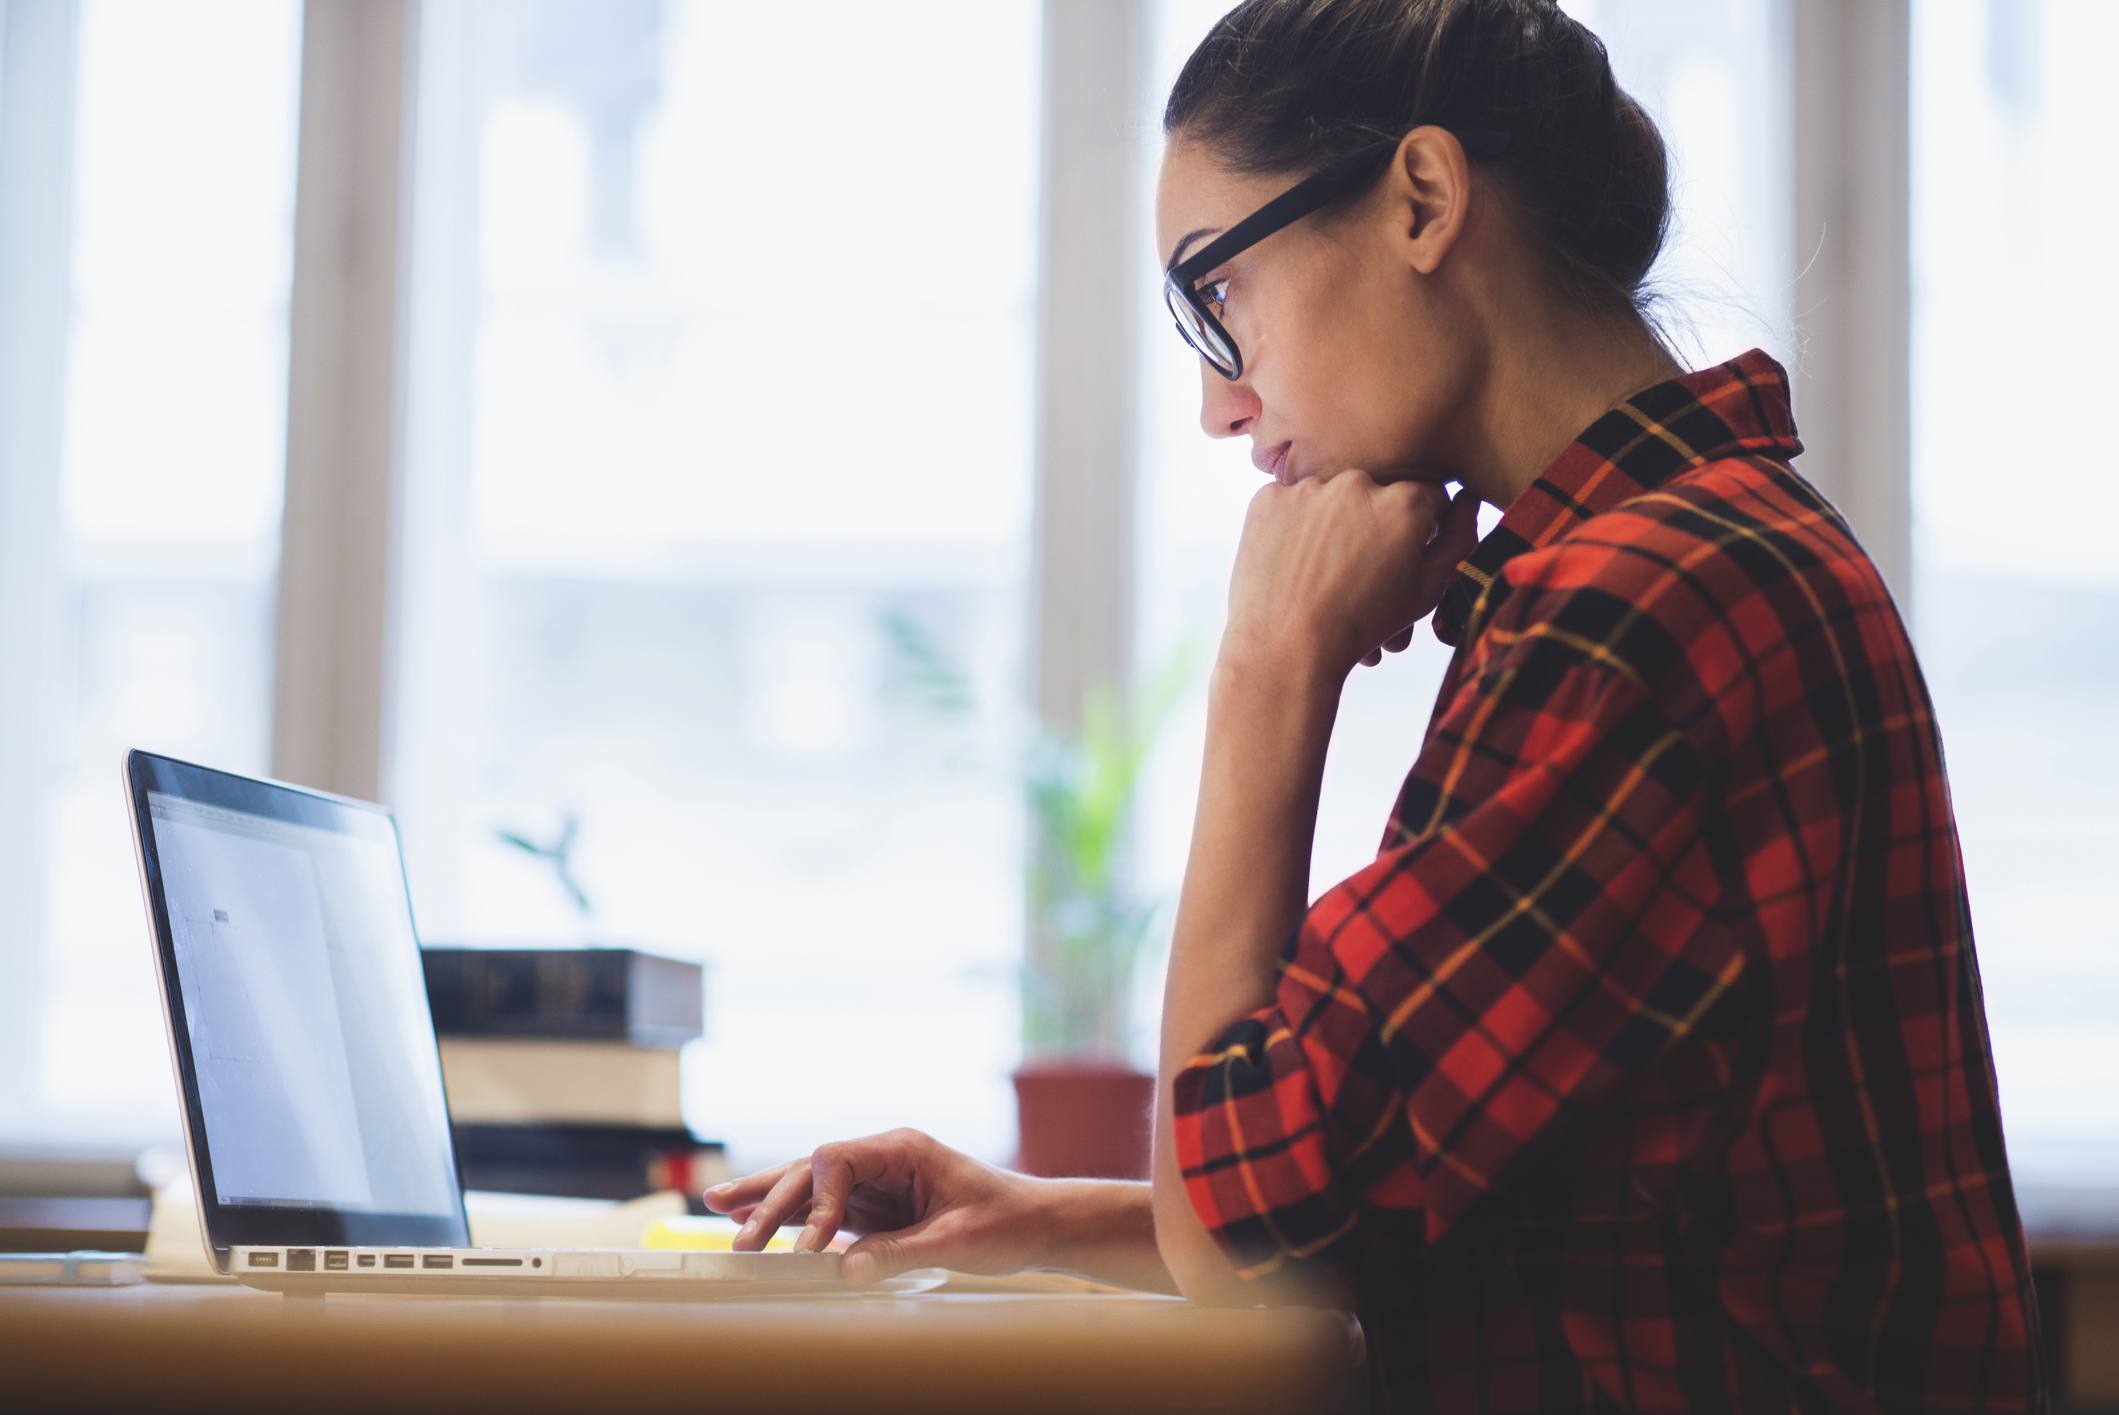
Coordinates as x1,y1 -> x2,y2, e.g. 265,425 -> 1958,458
642,1215 -> 802,1252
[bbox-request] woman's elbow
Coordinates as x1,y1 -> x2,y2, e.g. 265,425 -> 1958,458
1153,1201 -> 1356,1310
1149,1123 -> 1356,1308
1156,1223 -> 1251,1306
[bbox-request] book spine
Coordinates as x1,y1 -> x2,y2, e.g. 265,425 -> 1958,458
627,952 -> 711,1047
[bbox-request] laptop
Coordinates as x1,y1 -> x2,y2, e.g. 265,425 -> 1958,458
123,748 -> 845,1298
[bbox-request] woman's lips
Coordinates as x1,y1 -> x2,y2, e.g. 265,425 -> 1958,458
1255,441 -> 1293,484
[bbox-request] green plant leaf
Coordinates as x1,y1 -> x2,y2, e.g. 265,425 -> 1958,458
877,606 -> 978,719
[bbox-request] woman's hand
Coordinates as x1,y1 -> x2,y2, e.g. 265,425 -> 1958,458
702,1127 -> 1052,1285
1223,472 -> 1481,681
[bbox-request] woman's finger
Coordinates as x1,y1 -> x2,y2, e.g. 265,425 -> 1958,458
799,1141 -> 877,1253
702,1157 -> 798,1214
733,1162 -> 815,1251
1407,488 -> 1483,619
841,1211 -> 952,1286
1383,477 -> 1448,543
726,1200 -> 812,1227
1435,486 -> 1482,555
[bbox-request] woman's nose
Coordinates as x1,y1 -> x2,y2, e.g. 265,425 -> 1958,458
1198,361 -> 1259,440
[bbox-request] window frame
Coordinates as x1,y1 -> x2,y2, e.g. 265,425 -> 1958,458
0,0 -> 83,1118
1790,0 -> 1912,605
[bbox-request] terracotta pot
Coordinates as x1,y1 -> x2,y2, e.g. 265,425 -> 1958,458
1011,1060 -> 1155,1179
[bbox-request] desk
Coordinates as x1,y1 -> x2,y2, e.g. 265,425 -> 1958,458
0,1282 -> 1366,1413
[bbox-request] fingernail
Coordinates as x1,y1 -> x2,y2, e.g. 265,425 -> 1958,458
706,1181 -> 732,1195
797,1223 -> 820,1251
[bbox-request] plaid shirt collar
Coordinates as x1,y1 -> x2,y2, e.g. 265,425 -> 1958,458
1432,347 -> 1805,647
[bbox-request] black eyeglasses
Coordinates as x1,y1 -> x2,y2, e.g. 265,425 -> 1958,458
1163,127 -> 1511,381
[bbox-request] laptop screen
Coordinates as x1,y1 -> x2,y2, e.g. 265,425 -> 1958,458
128,752 -> 468,1255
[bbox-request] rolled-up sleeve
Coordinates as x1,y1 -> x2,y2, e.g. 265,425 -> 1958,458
1172,630 -> 1740,1279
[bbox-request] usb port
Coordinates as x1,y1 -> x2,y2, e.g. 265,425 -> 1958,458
384,1254 -> 414,1270
356,1254 -> 375,1268
287,1249 -> 316,1272
421,1254 -> 454,1269
324,1251 -> 349,1271
248,1252 -> 279,1268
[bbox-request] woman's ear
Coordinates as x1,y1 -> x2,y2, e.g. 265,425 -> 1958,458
1390,125 -> 1473,276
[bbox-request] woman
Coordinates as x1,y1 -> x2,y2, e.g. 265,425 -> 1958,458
706,1 -> 2044,1407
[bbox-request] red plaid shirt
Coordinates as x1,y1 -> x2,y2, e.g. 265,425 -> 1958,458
1171,349 -> 2044,1412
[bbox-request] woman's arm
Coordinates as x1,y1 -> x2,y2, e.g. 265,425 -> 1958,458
1158,618 -> 1737,1292
1152,637 -> 1352,1306
708,1127 -> 1177,1292
1026,1177 -> 1176,1293
1150,472 -> 1478,1305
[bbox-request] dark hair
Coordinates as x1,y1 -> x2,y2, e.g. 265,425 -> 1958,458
1163,0 -> 1672,328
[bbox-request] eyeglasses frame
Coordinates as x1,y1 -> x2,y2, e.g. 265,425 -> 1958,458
1163,125 -> 1512,381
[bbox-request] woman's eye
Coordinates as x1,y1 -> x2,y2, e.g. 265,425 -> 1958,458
1205,278 -> 1230,313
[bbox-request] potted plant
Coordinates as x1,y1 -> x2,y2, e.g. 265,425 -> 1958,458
881,609 -> 1200,1178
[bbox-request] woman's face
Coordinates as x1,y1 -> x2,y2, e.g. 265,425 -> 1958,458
1153,131 -> 1489,489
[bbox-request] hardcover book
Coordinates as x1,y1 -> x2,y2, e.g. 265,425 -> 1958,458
421,946 -> 704,1049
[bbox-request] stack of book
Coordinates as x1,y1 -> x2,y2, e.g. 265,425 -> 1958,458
420,946 -> 728,1206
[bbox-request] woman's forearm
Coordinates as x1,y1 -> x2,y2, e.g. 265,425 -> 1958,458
1152,638 -> 1345,1302
1022,1177 -> 1178,1294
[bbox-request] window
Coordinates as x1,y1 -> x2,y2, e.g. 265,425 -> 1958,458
388,1 -> 1041,1167
3,0 -> 2104,1206
0,0 -> 301,1138
1910,0 -> 2119,1184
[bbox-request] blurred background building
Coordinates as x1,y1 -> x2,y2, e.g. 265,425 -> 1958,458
0,0 -> 2111,1224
